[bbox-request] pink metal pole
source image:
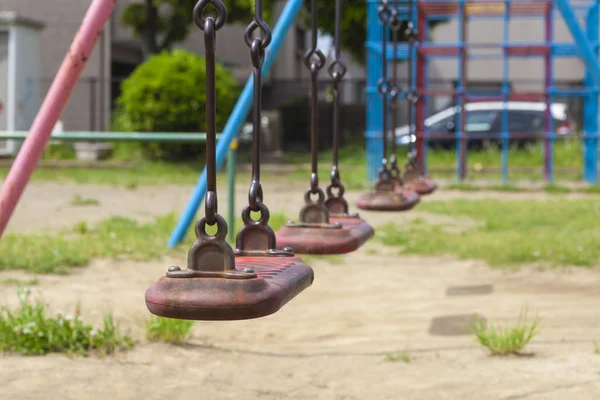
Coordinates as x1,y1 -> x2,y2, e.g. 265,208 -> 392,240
0,0 -> 115,238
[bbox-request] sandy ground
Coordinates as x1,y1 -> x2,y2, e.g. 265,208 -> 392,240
2,180 -> 600,399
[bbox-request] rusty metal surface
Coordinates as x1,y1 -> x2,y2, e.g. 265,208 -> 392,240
402,156 -> 438,195
145,256 -> 314,321
404,177 -> 438,195
276,223 -> 363,255
329,216 -> 375,248
357,186 -> 420,211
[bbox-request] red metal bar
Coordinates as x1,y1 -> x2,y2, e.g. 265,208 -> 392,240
0,0 -> 115,238
504,45 -> 550,56
416,1 -> 427,169
419,45 -> 463,56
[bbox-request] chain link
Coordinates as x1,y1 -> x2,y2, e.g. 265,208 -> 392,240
405,0 -> 418,157
193,0 -> 227,226
327,0 -> 347,197
244,0 -> 272,212
377,0 -> 393,173
305,0 -> 325,195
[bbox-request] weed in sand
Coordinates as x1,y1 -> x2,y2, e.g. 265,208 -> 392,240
470,308 -> 539,356
0,290 -> 134,356
146,316 -> 195,344
386,350 -> 411,363
70,194 -> 100,207
594,342 -> 600,355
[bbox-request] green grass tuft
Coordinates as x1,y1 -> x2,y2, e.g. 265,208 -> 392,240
70,194 -> 100,207
0,290 -> 134,356
146,316 -> 195,344
386,350 -> 411,363
470,308 -> 539,356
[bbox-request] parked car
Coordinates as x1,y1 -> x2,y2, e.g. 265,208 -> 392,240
395,101 -> 575,149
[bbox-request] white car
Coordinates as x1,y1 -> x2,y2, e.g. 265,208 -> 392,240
395,101 -> 574,149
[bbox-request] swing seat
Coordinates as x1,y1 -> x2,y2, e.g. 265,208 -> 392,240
356,187 -> 420,211
328,215 -> 375,248
276,222 -> 362,255
145,256 -> 314,321
404,177 -> 438,195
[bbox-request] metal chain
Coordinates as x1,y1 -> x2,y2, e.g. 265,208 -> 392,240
193,0 -> 228,226
244,0 -> 272,212
327,0 -> 347,195
304,0 -> 326,196
388,1 -> 401,179
405,0 -> 419,162
377,0 -> 393,175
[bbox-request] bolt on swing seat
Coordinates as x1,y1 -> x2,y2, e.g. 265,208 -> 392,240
146,0 -> 313,321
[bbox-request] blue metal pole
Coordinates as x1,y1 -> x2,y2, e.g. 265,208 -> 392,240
456,1 -> 465,181
167,0 -> 304,248
556,0 -> 600,87
366,0 -> 384,182
501,0 -> 509,184
584,2 -> 599,184
545,1 -> 555,184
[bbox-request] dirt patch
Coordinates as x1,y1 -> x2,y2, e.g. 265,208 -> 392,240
1,182 -> 600,399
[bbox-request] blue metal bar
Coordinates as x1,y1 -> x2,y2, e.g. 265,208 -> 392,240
584,2 -> 599,184
455,1 -> 466,181
365,0 -> 384,182
423,4 -> 431,175
546,1 -> 556,183
556,0 -> 600,86
167,0 -> 305,248
501,0 -> 510,184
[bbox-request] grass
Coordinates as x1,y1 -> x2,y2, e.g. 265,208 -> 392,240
0,289 -> 134,356
470,308 -> 539,356
0,278 -> 39,287
594,342 -> 600,355
146,316 -> 195,344
378,198 -> 600,267
70,194 -> 100,207
0,211 -> 289,275
385,349 -> 411,363
0,214 -> 188,274
2,140 -> 591,188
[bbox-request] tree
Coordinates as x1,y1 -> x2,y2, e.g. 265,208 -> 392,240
314,1 -> 447,64
121,0 -> 275,58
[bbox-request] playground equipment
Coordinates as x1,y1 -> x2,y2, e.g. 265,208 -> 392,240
275,0 -> 374,254
167,0 -> 303,248
365,0 -> 600,184
324,0 -> 375,242
399,0 -> 438,195
0,0 -> 115,239
358,1 -> 422,212
145,0 -> 313,321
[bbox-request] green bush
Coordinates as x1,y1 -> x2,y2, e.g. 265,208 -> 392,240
115,49 -> 240,161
